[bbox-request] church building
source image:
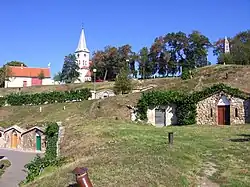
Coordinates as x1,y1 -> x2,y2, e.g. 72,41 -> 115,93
74,28 -> 92,83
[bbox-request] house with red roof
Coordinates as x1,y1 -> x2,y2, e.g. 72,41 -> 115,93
5,64 -> 53,88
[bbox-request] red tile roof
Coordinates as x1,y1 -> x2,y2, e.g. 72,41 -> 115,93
7,66 -> 51,78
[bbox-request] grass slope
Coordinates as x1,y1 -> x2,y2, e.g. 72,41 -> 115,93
23,121 -> 250,187
1,65 -> 250,186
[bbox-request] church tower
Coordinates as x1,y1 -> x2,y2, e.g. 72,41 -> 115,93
75,27 -> 91,83
224,36 -> 230,53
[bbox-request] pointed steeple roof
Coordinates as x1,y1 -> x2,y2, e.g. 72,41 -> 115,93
75,27 -> 89,53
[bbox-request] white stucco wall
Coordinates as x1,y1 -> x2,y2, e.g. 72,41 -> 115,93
5,77 -> 32,88
5,77 -> 53,88
147,104 -> 177,126
42,78 -> 54,85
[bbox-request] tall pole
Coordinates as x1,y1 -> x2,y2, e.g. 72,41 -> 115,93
93,68 -> 97,99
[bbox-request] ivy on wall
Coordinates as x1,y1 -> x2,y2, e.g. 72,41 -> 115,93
23,122 -> 63,184
0,88 -> 91,107
137,83 -> 249,125
0,97 -> 5,107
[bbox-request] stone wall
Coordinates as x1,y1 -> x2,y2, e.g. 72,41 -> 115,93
4,130 -> 22,149
147,104 -> 177,126
21,129 -> 46,152
0,131 -> 5,148
196,92 -> 249,125
56,122 -> 65,157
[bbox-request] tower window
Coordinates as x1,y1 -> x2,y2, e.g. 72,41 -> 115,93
235,108 -> 238,117
84,54 -> 86,57
77,53 -> 80,58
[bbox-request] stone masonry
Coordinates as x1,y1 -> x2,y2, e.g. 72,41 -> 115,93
196,92 -> 250,125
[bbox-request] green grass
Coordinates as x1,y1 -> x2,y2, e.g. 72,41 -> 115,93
22,120 -> 250,187
0,159 -> 11,177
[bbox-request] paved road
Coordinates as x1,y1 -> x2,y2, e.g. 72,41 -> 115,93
0,149 -> 38,187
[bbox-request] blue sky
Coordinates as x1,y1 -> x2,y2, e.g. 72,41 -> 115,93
0,0 -> 249,76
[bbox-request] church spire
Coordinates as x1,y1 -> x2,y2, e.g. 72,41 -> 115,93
75,27 -> 89,53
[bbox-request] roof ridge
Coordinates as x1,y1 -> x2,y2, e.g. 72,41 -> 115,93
9,66 -> 49,69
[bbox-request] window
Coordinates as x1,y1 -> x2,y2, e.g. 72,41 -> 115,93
210,108 -> 213,117
235,108 -> 238,117
84,54 -> 86,57
0,132 -> 2,137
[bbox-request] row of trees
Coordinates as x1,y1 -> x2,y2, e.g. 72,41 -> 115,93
91,30 -> 250,81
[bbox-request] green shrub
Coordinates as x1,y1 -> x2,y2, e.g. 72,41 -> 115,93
0,97 -> 5,107
1,88 -> 91,107
181,68 -> 191,80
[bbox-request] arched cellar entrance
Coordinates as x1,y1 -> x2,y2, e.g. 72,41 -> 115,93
217,95 -> 230,125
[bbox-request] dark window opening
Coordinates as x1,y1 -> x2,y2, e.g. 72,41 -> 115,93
210,108 -> 213,117
235,108 -> 238,117
0,132 -> 2,137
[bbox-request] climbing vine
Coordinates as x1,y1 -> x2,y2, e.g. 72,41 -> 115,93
23,122 -> 63,183
137,83 -> 249,125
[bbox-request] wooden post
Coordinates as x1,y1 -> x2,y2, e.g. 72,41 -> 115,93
63,106 -> 66,110
39,107 -> 42,112
168,132 -> 173,145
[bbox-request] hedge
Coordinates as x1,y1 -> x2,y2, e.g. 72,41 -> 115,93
23,122 -> 62,183
137,83 -> 249,125
0,88 -> 91,107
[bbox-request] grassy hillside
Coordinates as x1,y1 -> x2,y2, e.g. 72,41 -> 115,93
1,65 -> 250,187
23,121 -> 250,187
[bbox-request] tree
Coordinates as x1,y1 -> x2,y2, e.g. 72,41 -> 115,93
146,31 -> 211,77
187,31 -> 211,68
60,54 -> 80,83
138,47 -> 154,79
91,45 -> 136,81
38,70 -> 45,80
217,53 -> 233,64
5,61 -> 27,67
113,67 -> 132,94
53,71 -> 62,83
